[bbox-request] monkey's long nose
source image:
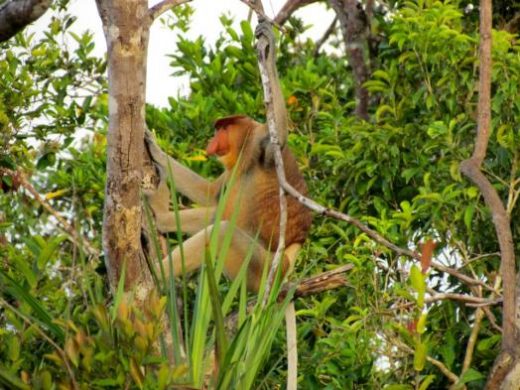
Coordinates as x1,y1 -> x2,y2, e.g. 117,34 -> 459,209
206,136 -> 219,156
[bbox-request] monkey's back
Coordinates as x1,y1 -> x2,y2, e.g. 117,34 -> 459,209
238,147 -> 312,250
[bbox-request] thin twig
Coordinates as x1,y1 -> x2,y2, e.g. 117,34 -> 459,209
1,168 -> 98,256
424,290 -> 500,306
470,281 -> 503,333
314,16 -> 338,56
462,308 -> 485,376
274,175 -> 494,291
148,0 -> 191,24
431,261 -> 496,292
0,298 -> 79,390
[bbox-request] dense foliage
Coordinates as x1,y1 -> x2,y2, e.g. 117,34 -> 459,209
0,0 -> 519,388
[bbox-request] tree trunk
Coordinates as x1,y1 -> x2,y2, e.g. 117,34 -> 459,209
95,0 -> 154,298
329,0 -> 370,120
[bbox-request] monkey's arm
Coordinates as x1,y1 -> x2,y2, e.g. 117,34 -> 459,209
145,130 -> 221,206
154,207 -> 216,234
255,20 -> 288,160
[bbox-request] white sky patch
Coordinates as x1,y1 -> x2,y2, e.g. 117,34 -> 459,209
29,0 -> 335,107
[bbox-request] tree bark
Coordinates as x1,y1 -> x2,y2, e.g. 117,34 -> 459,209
0,0 -> 52,43
329,0 -> 370,120
95,0 -> 153,298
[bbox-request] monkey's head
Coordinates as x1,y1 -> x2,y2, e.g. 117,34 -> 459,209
207,115 -> 254,169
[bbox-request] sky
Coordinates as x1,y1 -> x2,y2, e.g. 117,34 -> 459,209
30,0 -> 335,107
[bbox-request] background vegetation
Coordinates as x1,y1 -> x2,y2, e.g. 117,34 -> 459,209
0,0 -> 519,388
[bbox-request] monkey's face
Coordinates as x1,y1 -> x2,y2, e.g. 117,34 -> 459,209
208,115 -> 254,170
207,125 -> 249,170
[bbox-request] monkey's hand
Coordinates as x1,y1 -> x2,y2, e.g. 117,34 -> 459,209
255,19 -> 276,62
143,130 -> 171,212
144,128 -> 168,168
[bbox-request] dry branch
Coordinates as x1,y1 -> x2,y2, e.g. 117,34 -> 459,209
279,264 -> 353,301
226,264 -> 353,326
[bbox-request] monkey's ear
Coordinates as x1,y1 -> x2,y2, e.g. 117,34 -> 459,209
214,115 -> 249,130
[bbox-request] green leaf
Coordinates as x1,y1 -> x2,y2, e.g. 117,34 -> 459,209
477,335 -> 500,352
416,313 -> 427,334
414,341 -> 427,371
36,152 -> 56,169
418,375 -> 436,390
0,368 -> 30,390
458,368 -> 484,384
410,265 -> 426,307
0,271 -> 64,341
0,155 -> 16,169
37,235 -> 66,269
8,336 -> 20,361
110,262 -> 127,322
464,204 -> 475,231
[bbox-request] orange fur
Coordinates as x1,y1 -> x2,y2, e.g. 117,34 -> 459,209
210,116 -> 312,253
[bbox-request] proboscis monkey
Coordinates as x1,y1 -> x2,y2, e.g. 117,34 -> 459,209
144,22 -> 312,292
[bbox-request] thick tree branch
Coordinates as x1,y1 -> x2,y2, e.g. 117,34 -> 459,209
0,0 -> 52,43
460,0 -> 517,359
274,0 -> 319,25
329,0 -> 370,119
458,0 -> 518,386
148,0 -> 191,25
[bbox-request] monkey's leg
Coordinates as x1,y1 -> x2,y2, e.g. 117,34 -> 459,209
156,221 -> 278,292
154,207 -> 216,235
